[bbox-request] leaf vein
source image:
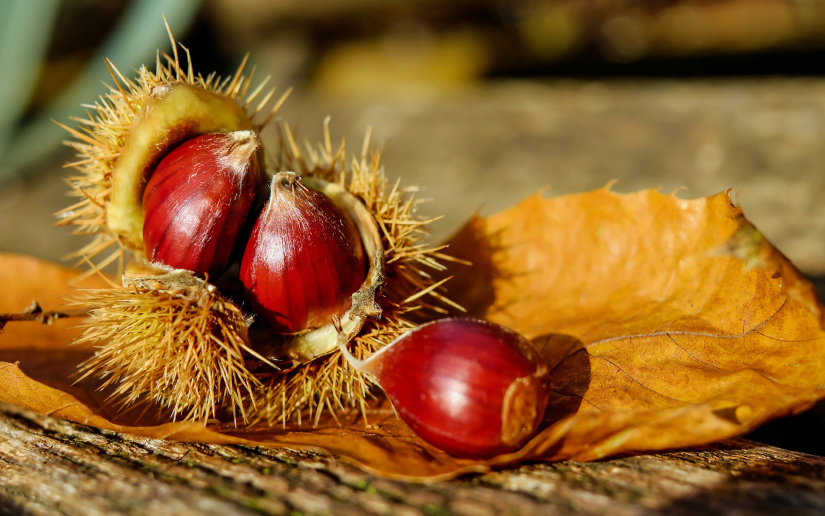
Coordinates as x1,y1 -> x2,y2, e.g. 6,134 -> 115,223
590,354 -> 692,405
585,298 -> 788,349
665,333 -> 732,372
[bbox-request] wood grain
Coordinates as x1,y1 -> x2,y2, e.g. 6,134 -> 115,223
2,401 -> 825,516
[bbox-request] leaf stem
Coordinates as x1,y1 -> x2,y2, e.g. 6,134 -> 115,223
0,301 -> 88,332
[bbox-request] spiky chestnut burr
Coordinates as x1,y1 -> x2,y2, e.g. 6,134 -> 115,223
72,261 -> 274,423
59,23 -> 459,425
143,131 -> 260,278
337,318 -> 550,458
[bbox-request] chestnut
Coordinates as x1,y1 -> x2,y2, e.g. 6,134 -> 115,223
142,131 -> 260,278
241,172 -> 367,334
338,317 -> 551,458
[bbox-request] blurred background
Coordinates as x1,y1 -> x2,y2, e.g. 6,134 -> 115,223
1,0 -> 825,453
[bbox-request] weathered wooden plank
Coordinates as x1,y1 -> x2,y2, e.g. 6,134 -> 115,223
1,401 -> 824,516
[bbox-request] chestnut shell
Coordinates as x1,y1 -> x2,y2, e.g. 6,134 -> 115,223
240,172 -> 367,334
142,132 -> 259,278
361,318 -> 550,458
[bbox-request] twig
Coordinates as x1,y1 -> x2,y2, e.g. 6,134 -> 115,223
0,301 -> 88,333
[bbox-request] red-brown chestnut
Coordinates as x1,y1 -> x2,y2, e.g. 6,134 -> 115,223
142,131 -> 260,278
337,317 -> 551,458
241,172 -> 368,335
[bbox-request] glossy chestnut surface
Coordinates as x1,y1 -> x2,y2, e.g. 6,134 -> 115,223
358,318 -> 550,458
240,172 -> 366,333
143,131 -> 260,278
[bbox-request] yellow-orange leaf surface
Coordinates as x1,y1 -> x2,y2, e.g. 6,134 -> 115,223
1,187 -> 824,481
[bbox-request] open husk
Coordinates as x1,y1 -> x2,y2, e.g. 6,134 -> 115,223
58,27 -> 460,424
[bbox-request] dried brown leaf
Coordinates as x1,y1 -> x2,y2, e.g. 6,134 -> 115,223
1,187 -> 824,481
444,187 -> 825,462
